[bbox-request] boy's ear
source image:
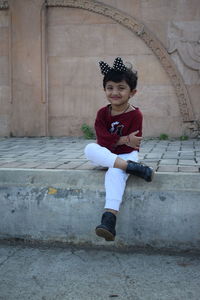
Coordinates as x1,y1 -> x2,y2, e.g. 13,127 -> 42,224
130,89 -> 137,97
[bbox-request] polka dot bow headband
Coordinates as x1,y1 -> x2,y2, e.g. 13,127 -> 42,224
99,57 -> 127,75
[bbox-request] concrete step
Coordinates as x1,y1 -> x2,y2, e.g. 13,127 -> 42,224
0,168 -> 200,252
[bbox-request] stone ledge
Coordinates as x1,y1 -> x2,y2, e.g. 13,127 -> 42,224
0,169 -> 200,251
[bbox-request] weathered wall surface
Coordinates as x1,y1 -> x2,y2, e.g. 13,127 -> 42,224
9,0 -> 46,136
0,10 -> 10,136
47,7 -> 182,137
100,0 -> 200,131
0,0 -> 199,137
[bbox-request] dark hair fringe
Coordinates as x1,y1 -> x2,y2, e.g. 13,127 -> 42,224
103,69 -> 138,90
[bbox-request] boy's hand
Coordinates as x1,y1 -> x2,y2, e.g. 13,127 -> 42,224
126,130 -> 142,149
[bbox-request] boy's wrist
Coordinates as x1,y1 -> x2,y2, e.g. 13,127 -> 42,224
117,135 -> 130,146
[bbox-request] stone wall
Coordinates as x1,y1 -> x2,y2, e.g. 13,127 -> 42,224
0,0 -> 199,137
47,7 -> 182,137
100,0 -> 200,136
0,9 -> 10,136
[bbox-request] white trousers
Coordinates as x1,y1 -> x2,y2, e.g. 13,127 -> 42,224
84,143 -> 138,211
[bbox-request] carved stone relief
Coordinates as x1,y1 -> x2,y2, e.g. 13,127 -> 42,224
46,0 -> 198,135
168,22 -> 200,85
0,0 -> 8,9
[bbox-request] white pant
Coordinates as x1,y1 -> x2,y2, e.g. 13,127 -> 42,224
84,143 -> 138,211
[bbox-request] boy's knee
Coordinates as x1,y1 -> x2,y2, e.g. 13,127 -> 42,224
84,143 -> 98,158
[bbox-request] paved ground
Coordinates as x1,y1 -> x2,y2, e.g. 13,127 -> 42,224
0,137 -> 199,173
0,243 -> 200,300
0,139 -> 200,299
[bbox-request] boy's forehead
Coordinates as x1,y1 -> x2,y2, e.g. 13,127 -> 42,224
105,80 -> 128,86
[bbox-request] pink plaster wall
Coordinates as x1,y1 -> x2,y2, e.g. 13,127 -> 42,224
0,0 -> 199,137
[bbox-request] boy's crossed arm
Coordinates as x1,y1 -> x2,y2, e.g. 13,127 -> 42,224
116,130 -> 142,150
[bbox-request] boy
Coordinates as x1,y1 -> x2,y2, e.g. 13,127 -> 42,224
85,57 -> 154,241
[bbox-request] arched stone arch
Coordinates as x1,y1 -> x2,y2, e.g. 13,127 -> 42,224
46,0 -> 198,133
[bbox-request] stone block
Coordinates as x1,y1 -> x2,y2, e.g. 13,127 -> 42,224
163,153 -> 179,159
141,1 -> 177,22
48,7 -> 114,26
0,27 -> 8,56
179,160 -> 197,166
0,57 -> 9,86
157,165 -> 179,172
0,162 -> 24,168
0,115 -> 10,136
0,86 -> 11,114
100,0 -> 141,20
78,162 -> 96,170
18,162 -> 41,169
56,161 -> 85,170
146,153 -> 163,159
179,155 -> 195,160
0,12 -> 9,27
187,85 -> 200,120
179,166 -> 200,173
1,169 -> 200,251
159,159 -> 178,165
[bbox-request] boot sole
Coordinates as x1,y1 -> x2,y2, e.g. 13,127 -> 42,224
95,227 -> 115,241
146,168 -> 155,182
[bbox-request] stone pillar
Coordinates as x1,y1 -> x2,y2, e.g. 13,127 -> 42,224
9,0 -> 46,136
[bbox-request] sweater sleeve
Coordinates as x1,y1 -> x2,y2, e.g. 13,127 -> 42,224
134,109 -> 143,137
95,109 -> 120,151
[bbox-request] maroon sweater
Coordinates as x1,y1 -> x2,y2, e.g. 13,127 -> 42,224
95,105 -> 143,154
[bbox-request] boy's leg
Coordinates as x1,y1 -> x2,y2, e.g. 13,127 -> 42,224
96,151 -> 139,241
103,150 -> 138,212
104,167 -> 129,212
85,144 -> 153,239
85,142 -> 129,171
84,143 -> 118,168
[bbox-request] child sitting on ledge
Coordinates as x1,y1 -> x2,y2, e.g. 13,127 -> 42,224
85,57 -> 154,241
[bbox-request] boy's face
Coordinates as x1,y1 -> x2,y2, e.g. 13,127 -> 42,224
104,80 -> 136,107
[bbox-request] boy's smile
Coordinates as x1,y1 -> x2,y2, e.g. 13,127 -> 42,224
104,80 -> 136,112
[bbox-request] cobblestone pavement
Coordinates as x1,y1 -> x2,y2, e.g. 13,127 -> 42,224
0,137 -> 199,173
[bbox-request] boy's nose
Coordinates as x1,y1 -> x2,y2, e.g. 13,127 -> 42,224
112,89 -> 119,95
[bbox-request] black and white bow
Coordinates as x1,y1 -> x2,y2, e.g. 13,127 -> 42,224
99,57 -> 127,75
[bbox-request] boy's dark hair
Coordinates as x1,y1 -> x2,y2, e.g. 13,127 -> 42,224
103,69 -> 138,90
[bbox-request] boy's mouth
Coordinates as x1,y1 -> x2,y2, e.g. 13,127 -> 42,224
110,96 -> 121,100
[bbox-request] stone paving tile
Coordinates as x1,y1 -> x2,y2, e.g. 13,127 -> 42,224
157,165 -> 179,172
35,162 -> 63,169
178,155 -> 195,160
178,160 -> 197,165
0,138 -> 199,173
159,159 -> 178,165
0,162 -> 25,168
56,161 -> 85,170
18,162 -> 42,169
178,166 -> 200,173
78,162 -> 96,170
166,146 -> 181,151
145,153 -> 163,159
162,153 -> 179,159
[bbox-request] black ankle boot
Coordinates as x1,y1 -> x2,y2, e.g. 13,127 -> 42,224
95,212 -> 116,241
126,160 -> 154,182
